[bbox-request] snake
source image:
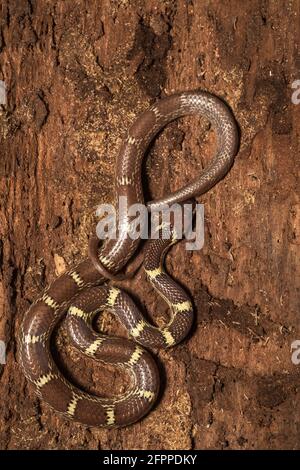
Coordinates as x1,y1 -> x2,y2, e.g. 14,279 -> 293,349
19,91 -> 238,427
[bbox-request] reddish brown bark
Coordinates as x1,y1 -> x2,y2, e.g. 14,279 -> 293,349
0,0 -> 299,450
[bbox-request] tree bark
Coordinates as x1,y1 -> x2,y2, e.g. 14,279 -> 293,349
0,0 -> 299,450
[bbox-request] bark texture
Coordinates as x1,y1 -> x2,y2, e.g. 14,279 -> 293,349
0,0 -> 299,450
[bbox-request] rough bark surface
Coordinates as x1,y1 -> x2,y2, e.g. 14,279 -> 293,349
0,0 -> 299,450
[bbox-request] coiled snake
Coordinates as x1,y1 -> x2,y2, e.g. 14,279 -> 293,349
19,91 -> 238,427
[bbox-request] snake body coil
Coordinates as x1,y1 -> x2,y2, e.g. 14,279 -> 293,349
19,91 -> 238,427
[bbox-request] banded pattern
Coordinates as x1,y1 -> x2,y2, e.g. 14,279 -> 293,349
19,91 -> 238,427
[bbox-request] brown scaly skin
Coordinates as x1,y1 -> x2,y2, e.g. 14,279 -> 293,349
19,91 -> 238,427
